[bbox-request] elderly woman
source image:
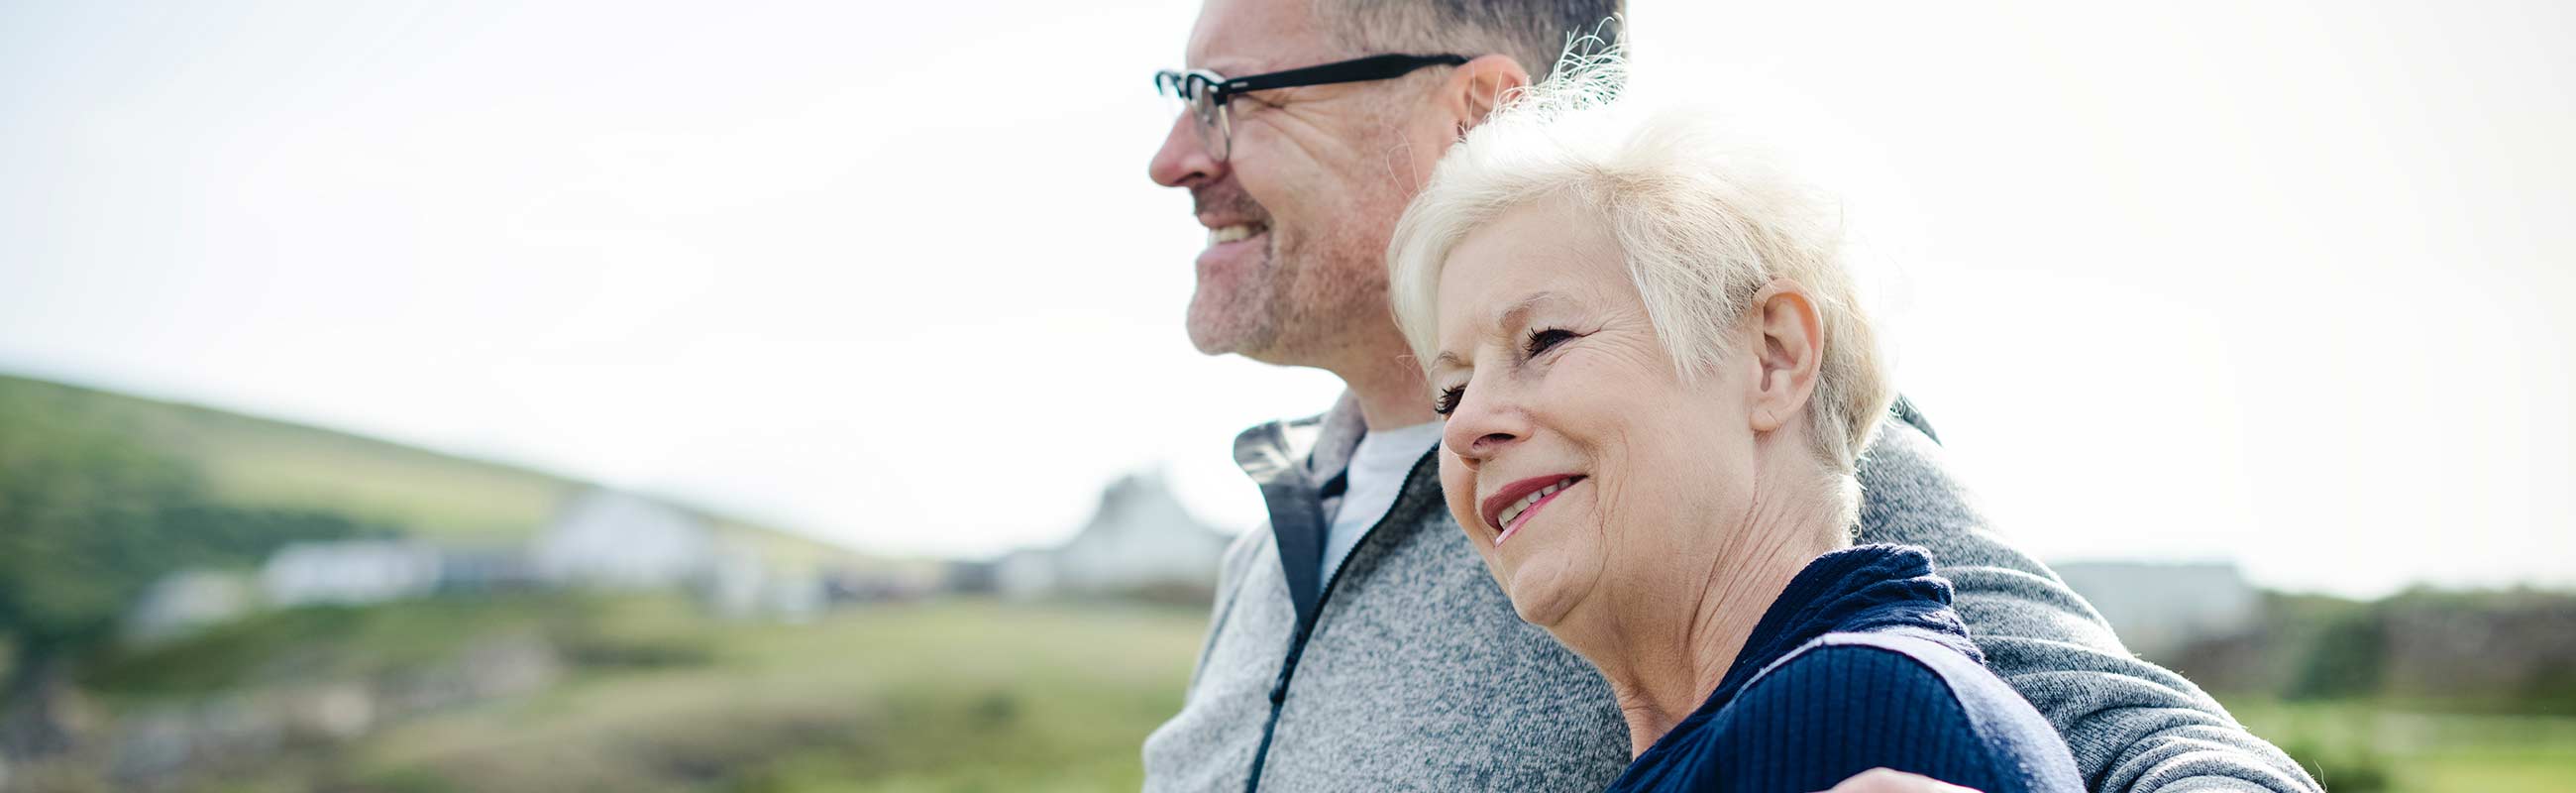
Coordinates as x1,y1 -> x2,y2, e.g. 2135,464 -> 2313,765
1384,58 -> 2083,793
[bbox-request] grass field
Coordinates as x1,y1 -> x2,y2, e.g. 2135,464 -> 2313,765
363,599 -> 1204,793
2228,698 -> 2576,793
333,605 -> 2576,793
99,597 -> 1210,793
61,595 -> 2576,793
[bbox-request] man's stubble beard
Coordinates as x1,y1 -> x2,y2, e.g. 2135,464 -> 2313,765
1187,116 -> 1417,370
1190,221 -> 1394,370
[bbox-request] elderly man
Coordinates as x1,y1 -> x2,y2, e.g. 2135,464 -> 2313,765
1139,2 -> 2319,792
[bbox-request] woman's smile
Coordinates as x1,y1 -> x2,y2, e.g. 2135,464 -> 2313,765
1483,471 -> 1576,545
1482,474 -> 1587,546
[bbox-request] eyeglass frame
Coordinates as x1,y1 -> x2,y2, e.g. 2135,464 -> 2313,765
1154,53 -> 1470,162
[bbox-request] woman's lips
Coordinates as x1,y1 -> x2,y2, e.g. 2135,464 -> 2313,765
1485,475 -> 1585,547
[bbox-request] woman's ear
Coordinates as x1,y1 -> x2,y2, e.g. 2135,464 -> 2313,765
1746,279 -> 1826,434
1448,55 -> 1530,136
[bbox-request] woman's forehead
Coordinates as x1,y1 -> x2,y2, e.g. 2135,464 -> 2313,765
1438,209 -> 1623,321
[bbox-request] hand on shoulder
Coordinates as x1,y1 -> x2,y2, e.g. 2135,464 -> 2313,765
1819,768 -> 1981,793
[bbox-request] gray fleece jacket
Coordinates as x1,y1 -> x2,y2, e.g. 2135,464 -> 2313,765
1140,396 -> 2319,793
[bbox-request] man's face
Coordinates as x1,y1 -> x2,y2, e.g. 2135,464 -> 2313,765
1148,0 -> 1452,365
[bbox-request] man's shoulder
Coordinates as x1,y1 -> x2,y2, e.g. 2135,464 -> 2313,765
1217,522 -> 1271,581
1855,419 -> 1962,516
1852,421 -> 2040,576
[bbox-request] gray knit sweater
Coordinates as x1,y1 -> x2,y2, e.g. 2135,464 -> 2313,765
1140,396 -> 2319,793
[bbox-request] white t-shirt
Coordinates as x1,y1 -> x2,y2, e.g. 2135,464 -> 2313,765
1320,421 -> 1446,582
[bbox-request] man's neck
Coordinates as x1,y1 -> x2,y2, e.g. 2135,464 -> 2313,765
1320,334 -> 1441,432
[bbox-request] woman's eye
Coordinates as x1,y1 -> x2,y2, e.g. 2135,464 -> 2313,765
1526,328 -> 1576,357
1433,386 -> 1464,417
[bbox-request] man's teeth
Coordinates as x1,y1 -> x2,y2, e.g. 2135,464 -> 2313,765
1498,478 -> 1576,529
1209,224 -> 1262,244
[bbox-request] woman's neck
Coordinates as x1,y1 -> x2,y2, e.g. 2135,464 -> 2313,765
1589,493 -> 1846,757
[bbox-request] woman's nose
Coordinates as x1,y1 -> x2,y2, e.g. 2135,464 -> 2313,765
1442,388 -> 1526,465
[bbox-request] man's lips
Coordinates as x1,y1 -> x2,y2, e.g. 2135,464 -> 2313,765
1480,474 -> 1586,546
1196,221 -> 1268,275
1203,220 -> 1267,247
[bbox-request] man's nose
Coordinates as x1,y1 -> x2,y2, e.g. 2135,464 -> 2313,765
1148,112 -> 1223,188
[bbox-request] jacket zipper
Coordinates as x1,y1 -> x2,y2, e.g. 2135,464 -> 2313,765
1241,449 -> 1440,793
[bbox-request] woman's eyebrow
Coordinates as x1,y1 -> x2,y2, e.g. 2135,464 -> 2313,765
1495,291 -> 1561,331
1431,291 -> 1563,375
1431,350 -> 1464,373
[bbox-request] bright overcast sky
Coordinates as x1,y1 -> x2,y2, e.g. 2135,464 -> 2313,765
2,1 -> 2568,598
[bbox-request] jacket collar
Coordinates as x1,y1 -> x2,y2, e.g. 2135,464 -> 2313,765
1233,392 -> 1376,628
1226,391 -> 1370,625
1233,391 -> 1368,491
1711,544 -> 1976,713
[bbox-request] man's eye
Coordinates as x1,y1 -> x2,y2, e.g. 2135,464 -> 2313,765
1526,328 -> 1576,357
1433,386 -> 1464,417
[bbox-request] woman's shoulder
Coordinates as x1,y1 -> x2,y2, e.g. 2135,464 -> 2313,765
1686,630 -> 2081,793
1748,630 -> 1998,708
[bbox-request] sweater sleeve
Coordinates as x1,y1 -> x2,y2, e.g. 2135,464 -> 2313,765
1709,644 -> 2070,793
1853,422 -> 2320,793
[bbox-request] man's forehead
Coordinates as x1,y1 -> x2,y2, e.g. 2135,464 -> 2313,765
1186,0 -> 1330,72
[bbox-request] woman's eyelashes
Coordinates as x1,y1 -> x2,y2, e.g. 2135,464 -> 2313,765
1525,327 -> 1577,357
1434,329 -> 1577,417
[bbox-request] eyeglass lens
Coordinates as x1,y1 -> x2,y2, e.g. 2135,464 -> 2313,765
1160,73 -> 1231,162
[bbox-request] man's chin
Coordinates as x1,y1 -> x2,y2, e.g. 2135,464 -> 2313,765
1184,311 -> 1276,359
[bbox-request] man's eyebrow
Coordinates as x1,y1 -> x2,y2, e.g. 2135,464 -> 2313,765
1195,56 -> 1270,75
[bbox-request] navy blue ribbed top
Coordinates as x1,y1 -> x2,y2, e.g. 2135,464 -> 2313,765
1603,545 -> 2083,793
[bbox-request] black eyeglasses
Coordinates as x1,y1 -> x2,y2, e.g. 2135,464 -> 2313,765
1154,54 -> 1469,162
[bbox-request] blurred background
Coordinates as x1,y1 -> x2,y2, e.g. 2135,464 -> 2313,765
1,0 -> 2570,791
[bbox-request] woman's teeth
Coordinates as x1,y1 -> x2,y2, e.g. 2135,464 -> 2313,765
1209,223 -> 1262,244
1498,477 -> 1577,529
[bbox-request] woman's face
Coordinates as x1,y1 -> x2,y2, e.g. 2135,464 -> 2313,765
1429,198 -> 1765,632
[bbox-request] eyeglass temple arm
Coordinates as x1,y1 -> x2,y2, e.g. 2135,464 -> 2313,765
1215,54 -> 1468,98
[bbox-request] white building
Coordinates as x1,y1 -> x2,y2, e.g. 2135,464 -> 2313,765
999,473 -> 1235,600
2054,560 -> 2261,658
706,542 -> 826,622
262,540 -> 443,607
530,489 -> 715,589
126,569 -> 256,641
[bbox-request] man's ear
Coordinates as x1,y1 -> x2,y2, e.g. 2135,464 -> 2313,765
1447,55 -> 1530,136
1745,279 -> 1826,434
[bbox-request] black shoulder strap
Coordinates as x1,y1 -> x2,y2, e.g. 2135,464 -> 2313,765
1889,394 -> 1940,445
1261,477 -> 1327,629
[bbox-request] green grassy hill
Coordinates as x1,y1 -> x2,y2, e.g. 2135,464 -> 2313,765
64,595 -> 1207,792
0,372 -> 872,566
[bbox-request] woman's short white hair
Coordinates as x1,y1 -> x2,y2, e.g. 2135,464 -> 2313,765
1386,46 -> 1894,527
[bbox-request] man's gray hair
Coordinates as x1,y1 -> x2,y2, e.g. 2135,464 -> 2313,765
1320,0 -> 1623,83
1386,49 -> 1893,529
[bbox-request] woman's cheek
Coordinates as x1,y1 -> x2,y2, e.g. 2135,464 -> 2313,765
1438,458 -> 1480,535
